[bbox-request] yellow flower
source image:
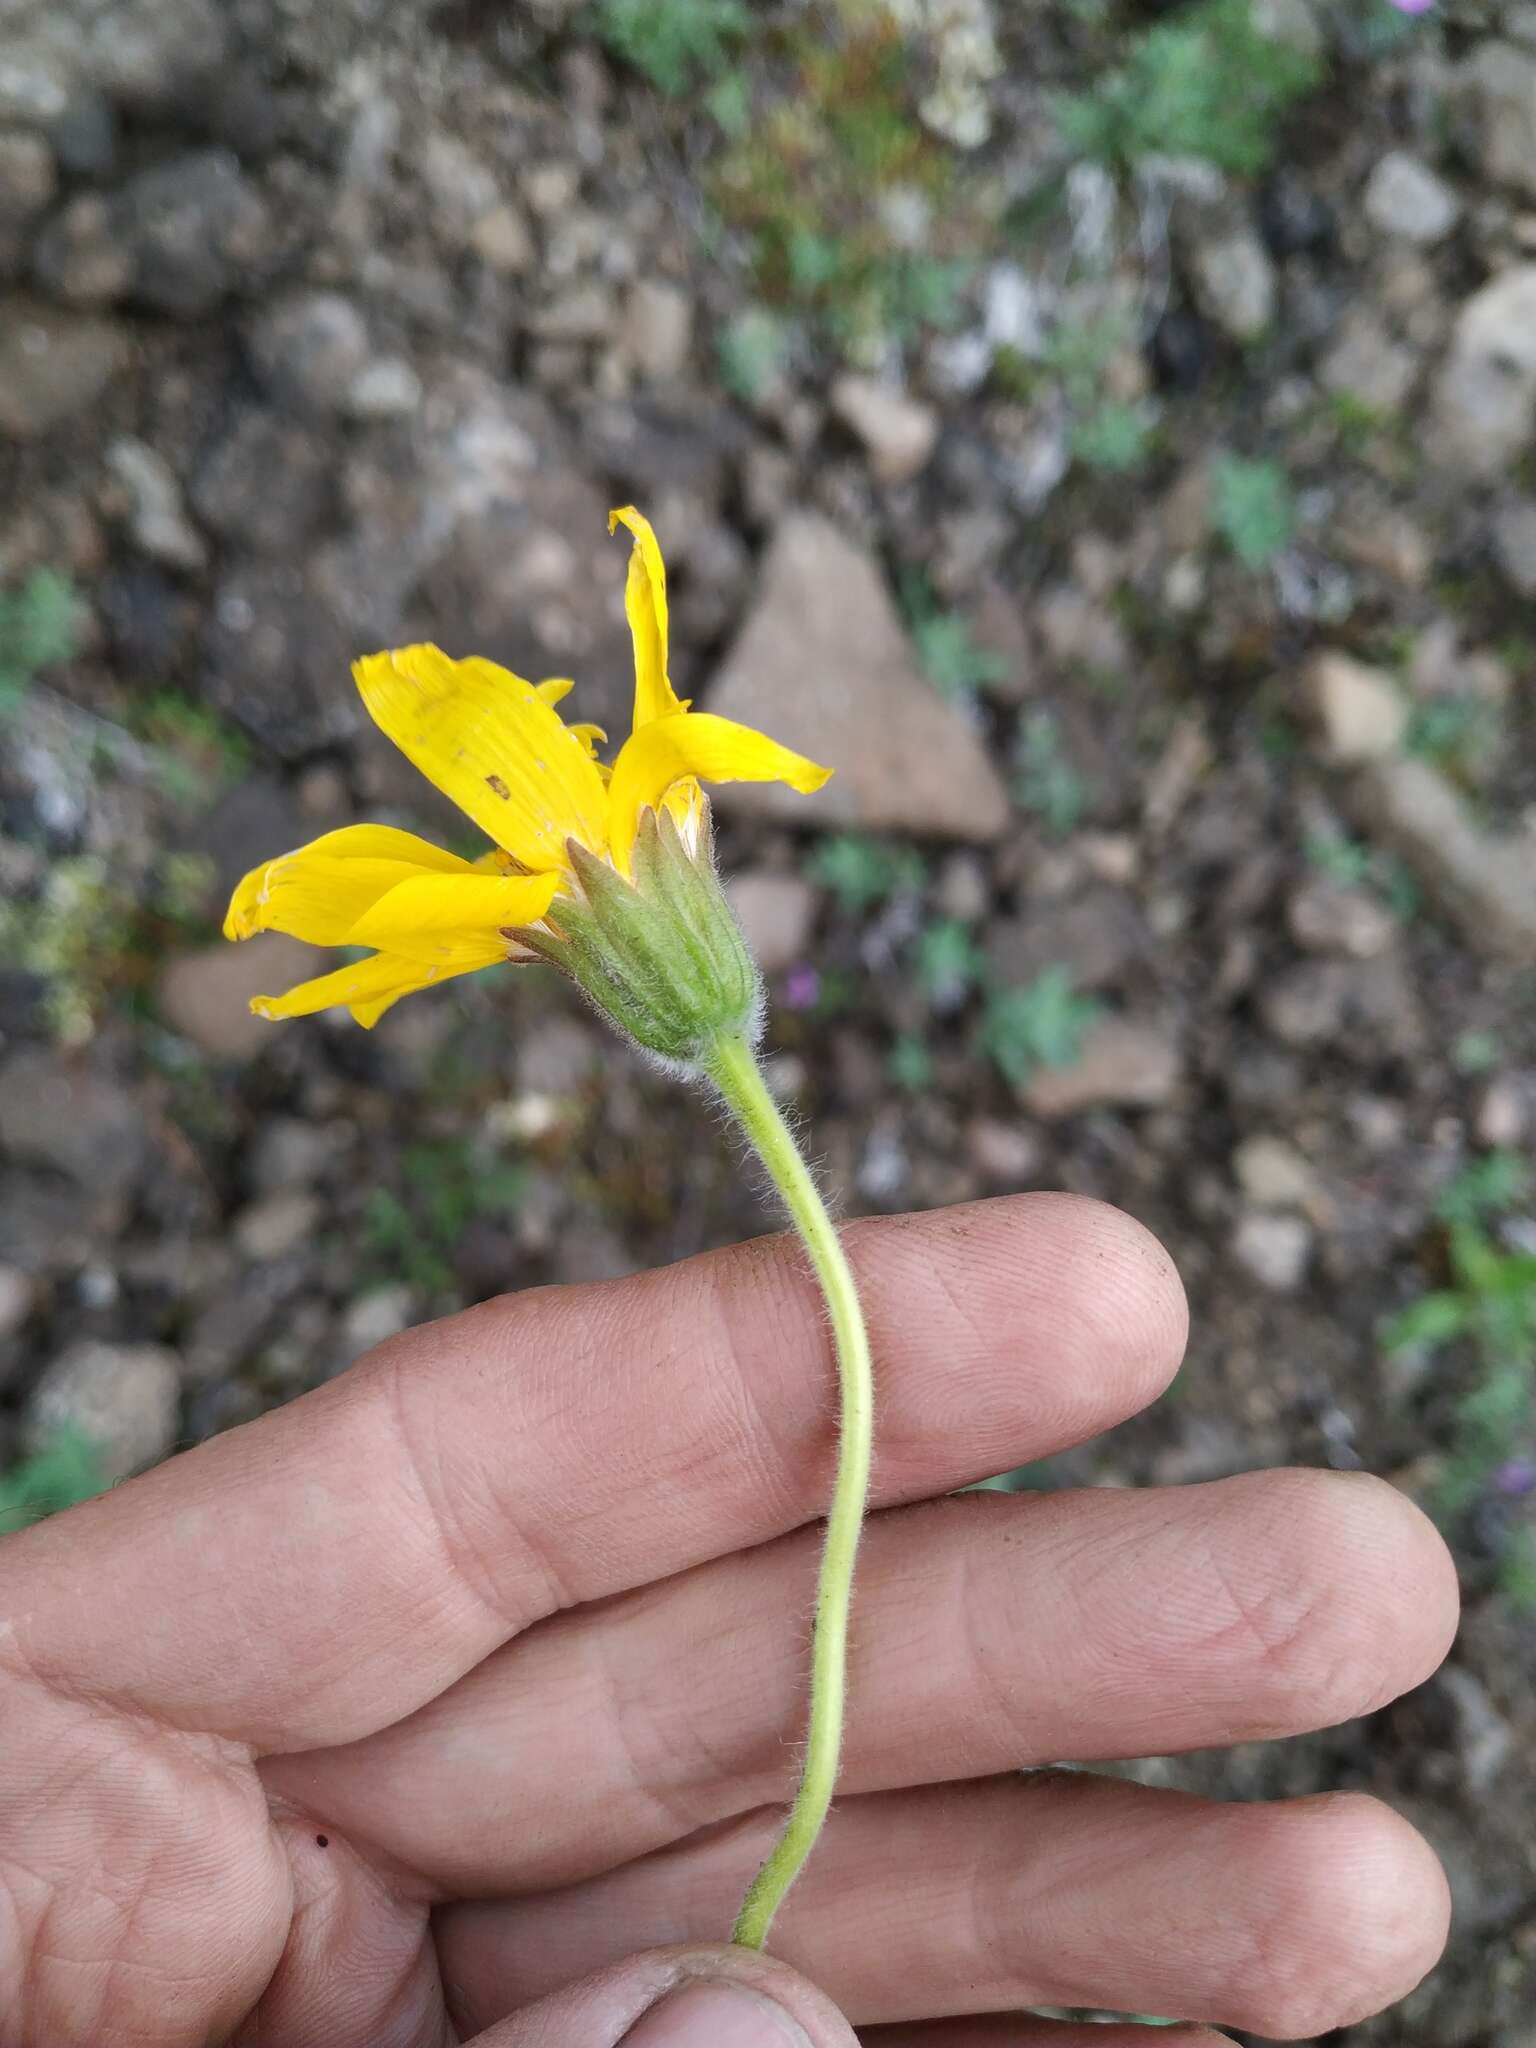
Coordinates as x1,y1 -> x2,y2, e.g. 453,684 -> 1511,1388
224,507 -> 831,1030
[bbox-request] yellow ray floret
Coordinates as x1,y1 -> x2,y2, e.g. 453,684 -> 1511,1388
223,509 -> 831,1027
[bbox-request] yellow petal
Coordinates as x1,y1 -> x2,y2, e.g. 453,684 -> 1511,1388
250,945 -> 505,1030
609,506 -> 684,729
347,871 -> 559,964
566,720 -> 608,760
353,647 -> 610,870
606,711 -> 832,874
536,678 -> 575,707
224,825 -> 474,946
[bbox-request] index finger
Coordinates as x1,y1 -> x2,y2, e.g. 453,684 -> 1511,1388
0,1194 -> 1185,1753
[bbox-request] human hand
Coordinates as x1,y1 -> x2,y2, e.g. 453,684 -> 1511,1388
0,1194 -> 1456,2047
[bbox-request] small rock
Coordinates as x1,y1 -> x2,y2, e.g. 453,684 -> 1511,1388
158,936 -> 327,1059
249,1117 -> 336,1194
118,149 -> 272,317
469,201 -> 536,275
1455,41 -> 1536,201
521,160 -> 580,215
727,871 -> 817,975
1021,1018 -> 1183,1117
345,356 -> 422,419
991,888 -> 1150,994
339,1284 -> 415,1364
935,851 -> 990,922
964,1116 -> 1043,1185
706,515 -> 1012,841
1259,960 -> 1351,1047
621,279 -> 693,383
74,0 -> 228,113
528,282 -> 613,342
0,1264 -> 35,1342
1318,310 -> 1418,414
1354,757 -> 1536,961
1232,1211 -> 1313,1293
248,290 -> 371,418
0,53 -> 70,126
1190,226 -> 1277,342
1428,264 -> 1536,480
1490,497 -> 1536,597
1305,650 -> 1408,764
26,1340 -> 180,1482
1475,1076 -> 1529,1150
234,1191 -> 322,1263
0,1050 -> 148,1199
1286,875 -> 1396,958
190,406 -> 329,555
0,127 -> 54,226
419,131 -> 500,242
106,437 -> 207,571
1362,151 -> 1461,244
1436,1665 -> 1514,1792
1233,1134 -> 1318,1209
0,294 -> 128,438
830,372 -> 940,484
31,191 -> 134,306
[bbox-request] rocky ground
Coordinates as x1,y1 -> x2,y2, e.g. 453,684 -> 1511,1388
2,0 -> 1535,2038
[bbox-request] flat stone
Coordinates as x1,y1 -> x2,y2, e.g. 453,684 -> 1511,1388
1353,757 -> 1536,961
726,871 -> 817,974
26,1340 -> 181,1481
830,372 -> 940,484
106,436 -> 207,570
117,148 -> 272,317
1428,265 -> 1536,480
0,1050 -> 148,1198
158,935 -> 327,1059
706,515 -> 1012,841
1190,226 -> 1276,341
1232,1211 -> 1313,1293
248,290 -> 371,418
0,294 -> 128,438
1305,650 -> 1408,764
1233,1134 -> 1319,1209
1021,1018 -> 1183,1118
621,279 -> 694,383
1363,151 -> 1461,244
1456,41 -> 1536,201
234,1191 -> 322,1263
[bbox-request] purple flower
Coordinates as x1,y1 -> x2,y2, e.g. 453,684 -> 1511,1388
1388,0 -> 1435,12
783,965 -> 821,1012
1493,1458 -> 1536,1498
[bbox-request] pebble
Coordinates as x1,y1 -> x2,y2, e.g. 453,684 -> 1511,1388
105,436 -> 207,571
1318,310 -> 1418,415
1021,1018 -> 1184,1118
1436,1665 -> 1515,1792
1286,875 -> 1397,959
1260,960 -> 1351,1047
1456,41 -> 1536,201
1190,226 -> 1277,342
1355,757 -> 1536,962
964,1116 -> 1043,1185
0,294 -> 129,438
1363,151 -> 1461,244
339,1284 -> 416,1364
0,1264 -> 35,1343
1232,1134 -> 1319,1209
31,191 -> 134,307
25,1340 -> 181,1482
250,1117 -> 337,1194
158,936 -> 327,1059
0,1050 -> 148,1200
1305,650 -> 1408,764
117,149 -> 272,318
345,356 -> 422,419
621,278 -> 694,383
1475,1077 -> 1529,1149
0,126 -> 54,226
190,406 -> 330,555
1429,264 -> 1536,479
830,372 -> 941,484
1490,498 -> 1536,597
726,871 -> 817,974
248,290 -> 371,418
234,1191 -> 322,1263
469,201 -> 536,275
1231,1211 -> 1314,1293
707,514 -> 1011,841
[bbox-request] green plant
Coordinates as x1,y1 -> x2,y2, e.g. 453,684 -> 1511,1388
1015,711 -> 1089,837
1404,695 -> 1499,778
887,1031 -> 934,1093
133,690 -> 251,801
362,1139 -> 528,1297
808,833 -> 926,915
0,567 -> 78,717
1212,453 -> 1295,569
914,917 -> 984,1011
1054,0 -> 1321,175
1384,1153 -> 1536,1595
1073,398 -> 1158,473
594,0 -> 748,93
0,1428 -> 105,1534
1452,1029 -> 1502,1077
980,966 -> 1100,1089
718,307 -> 791,402
1302,827 -> 1419,919
902,572 -> 1008,703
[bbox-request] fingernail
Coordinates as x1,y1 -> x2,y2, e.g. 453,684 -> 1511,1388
621,1979 -> 812,2048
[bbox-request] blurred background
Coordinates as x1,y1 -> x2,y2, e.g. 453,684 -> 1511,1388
1,0 -> 1534,2037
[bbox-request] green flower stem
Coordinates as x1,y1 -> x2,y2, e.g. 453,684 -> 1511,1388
703,1031 -> 875,1951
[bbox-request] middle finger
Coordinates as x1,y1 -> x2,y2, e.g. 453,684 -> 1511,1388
266,1470 -> 1455,1895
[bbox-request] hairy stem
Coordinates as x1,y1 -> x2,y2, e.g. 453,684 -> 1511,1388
702,1032 -> 875,1951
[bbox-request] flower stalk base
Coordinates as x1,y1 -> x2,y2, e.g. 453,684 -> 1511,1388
702,1033 -> 875,1951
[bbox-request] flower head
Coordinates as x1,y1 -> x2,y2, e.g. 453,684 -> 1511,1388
225,508 -> 831,1052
